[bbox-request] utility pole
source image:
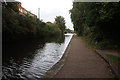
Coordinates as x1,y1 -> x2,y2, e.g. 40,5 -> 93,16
38,8 -> 40,20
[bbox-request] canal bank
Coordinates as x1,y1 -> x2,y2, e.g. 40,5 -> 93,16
42,34 -> 74,78
54,35 -> 113,78
2,34 -> 73,79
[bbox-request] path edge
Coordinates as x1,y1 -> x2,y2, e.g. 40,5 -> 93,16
94,50 -> 120,79
41,35 -> 74,78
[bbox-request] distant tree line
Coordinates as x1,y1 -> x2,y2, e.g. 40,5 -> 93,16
70,2 -> 120,49
64,28 -> 73,33
2,2 -> 66,42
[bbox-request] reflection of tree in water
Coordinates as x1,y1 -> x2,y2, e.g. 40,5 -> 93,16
45,33 -> 65,43
3,34 -> 65,62
2,34 -> 65,79
3,34 -> 65,65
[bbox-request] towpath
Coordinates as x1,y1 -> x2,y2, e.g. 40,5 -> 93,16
55,35 -> 113,78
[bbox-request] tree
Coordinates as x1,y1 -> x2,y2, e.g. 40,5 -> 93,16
2,2 -> 62,42
70,2 -> 120,49
2,1 -> 19,13
55,16 -> 66,32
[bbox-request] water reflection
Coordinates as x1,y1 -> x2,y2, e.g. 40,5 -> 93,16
2,33 -> 73,80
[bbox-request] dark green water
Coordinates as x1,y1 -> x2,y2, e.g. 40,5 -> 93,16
2,33 -> 73,80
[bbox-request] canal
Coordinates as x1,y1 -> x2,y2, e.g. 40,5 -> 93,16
2,33 -> 73,80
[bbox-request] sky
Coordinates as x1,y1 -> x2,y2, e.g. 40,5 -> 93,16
16,0 -> 74,30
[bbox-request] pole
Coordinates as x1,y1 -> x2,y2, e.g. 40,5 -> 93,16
38,8 -> 40,19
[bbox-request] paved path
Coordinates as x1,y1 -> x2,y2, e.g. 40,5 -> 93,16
55,35 -> 113,78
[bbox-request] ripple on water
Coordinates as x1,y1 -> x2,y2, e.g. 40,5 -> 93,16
2,34 -> 73,79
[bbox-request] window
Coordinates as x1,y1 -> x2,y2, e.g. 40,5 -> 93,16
19,8 -> 21,11
21,9 -> 22,12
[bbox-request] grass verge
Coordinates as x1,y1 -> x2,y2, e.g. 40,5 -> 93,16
81,36 -> 97,49
106,54 -> 120,67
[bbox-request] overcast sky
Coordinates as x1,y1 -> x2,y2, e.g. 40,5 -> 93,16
16,0 -> 74,30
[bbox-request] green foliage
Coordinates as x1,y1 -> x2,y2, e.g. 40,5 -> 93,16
106,54 -> 120,67
55,16 -> 66,32
46,23 -> 62,36
70,2 -> 120,49
65,28 -> 72,33
2,2 -> 62,42
2,2 -> 19,13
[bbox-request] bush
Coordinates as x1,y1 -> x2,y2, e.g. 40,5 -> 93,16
2,2 -> 62,42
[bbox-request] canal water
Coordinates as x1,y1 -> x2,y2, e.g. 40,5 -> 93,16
2,33 -> 73,80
